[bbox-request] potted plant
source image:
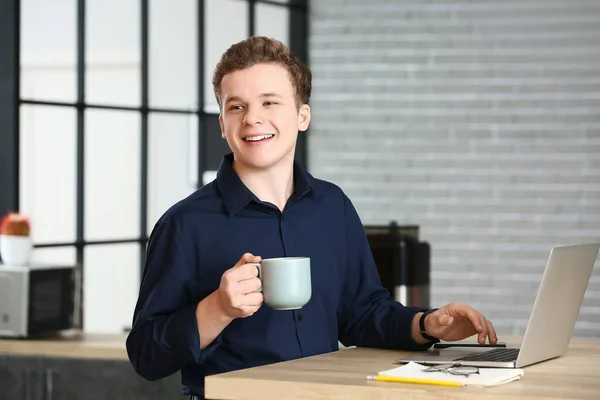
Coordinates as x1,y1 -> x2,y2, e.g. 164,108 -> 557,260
0,212 -> 32,266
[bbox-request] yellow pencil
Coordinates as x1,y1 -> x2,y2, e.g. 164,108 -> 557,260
367,375 -> 463,387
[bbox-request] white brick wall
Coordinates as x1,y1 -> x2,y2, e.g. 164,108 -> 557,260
308,0 -> 600,338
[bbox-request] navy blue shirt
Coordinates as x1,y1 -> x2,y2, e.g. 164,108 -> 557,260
126,153 -> 431,397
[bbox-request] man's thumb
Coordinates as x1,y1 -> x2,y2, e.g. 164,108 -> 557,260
442,315 -> 454,326
236,252 -> 259,267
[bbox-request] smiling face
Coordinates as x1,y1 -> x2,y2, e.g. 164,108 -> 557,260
218,63 -> 311,172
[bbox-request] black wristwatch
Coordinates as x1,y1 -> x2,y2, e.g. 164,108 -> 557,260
419,308 -> 440,343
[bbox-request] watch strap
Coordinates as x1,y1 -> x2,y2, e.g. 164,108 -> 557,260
419,308 -> 440,342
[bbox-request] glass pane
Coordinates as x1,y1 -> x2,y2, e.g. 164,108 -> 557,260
86,0 -> 140,106
149,0 -> 197,110
30,247 -> 76,265
184,113 -> 230,189
205,0 -> 249,113
255,3 -> 290,47
148,113 -> 196,234
19,105 -> 76,243
85,110 -> 140,241
20,0 -> 77,103
84,244 -> 139,333
204,113 -> 231,171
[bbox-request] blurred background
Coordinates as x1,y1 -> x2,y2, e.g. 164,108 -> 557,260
1,0 -> 599,341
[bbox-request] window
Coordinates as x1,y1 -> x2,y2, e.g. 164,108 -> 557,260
1,0 -> 308,333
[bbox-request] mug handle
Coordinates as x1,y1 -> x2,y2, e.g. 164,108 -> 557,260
252,262 -> 262,292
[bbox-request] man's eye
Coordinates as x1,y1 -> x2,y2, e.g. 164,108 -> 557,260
229,105 -> 243,111
264,101 -> 278,106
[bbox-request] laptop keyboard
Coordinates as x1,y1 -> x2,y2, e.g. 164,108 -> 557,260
455,348 -> 520,362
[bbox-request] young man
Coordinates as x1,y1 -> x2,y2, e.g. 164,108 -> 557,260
126,36 -> 498,399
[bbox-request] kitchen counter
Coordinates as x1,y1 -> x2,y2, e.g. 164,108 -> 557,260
0,332 -> 183,400
0,331 -> 129,360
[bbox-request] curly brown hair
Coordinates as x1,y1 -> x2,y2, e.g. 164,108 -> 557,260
212,36 -> 311,111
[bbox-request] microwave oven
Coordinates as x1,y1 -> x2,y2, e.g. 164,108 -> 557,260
0,263 -> 77,338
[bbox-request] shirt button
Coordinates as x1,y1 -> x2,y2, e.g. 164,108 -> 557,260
297,314 -> 302,321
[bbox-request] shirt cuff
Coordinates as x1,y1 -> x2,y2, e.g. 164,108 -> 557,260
165,303 -> 223,365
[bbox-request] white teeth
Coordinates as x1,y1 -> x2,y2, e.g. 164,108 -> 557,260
244,135 -> 273,142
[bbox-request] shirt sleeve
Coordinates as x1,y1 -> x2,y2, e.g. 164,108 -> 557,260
337,194 -> 434,351
126,219 -> 221,381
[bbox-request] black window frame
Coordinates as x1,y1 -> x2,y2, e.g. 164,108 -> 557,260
0,0 -> 309,330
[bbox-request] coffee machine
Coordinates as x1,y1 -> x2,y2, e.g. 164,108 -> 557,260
364,222 -> 431,308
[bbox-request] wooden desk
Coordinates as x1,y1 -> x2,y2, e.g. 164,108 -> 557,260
205,337 -> 600,400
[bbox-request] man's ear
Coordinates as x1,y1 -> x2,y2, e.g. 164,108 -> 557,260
219,113 -> 225,138
298,104 -> 311,132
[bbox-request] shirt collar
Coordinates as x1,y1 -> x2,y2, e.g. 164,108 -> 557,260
216,152 -> 322,217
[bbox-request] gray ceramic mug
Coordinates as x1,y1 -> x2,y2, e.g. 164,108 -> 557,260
253,257 -> 312,310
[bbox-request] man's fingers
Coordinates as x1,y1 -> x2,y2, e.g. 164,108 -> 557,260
228,263 -> 260,282
486,319 -> 498,344
238,277 -> 262,294
460,308 -> 483,331
475,312 -> 489,344
243,292 -> 264,307
240,263 -> 260,279
458,307 -> 489,343
436,314 -> 453,326
235,252 -> 261,268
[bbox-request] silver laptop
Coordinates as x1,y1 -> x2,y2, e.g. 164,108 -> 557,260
398,242 -> 600,368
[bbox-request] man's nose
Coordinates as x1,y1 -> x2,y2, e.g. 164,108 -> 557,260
243,108 -> 263,126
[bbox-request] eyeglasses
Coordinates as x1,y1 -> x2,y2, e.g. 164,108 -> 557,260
423,363 -> 480,378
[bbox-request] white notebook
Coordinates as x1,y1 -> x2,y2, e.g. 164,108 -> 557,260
378,362 -> 524,387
